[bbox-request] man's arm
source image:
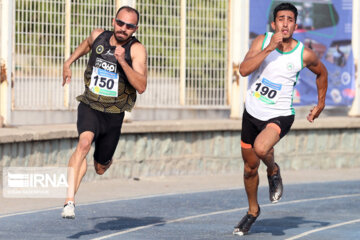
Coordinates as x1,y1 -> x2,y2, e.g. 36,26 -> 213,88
114,43 -> 147,94
62,29 -> 104,86
303,47 -> 328,122
239,32 -> 283,77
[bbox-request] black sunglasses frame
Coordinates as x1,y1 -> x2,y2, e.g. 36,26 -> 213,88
115,19 -> 137,30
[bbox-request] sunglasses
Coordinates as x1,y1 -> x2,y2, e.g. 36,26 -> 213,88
115,19 -> 137,30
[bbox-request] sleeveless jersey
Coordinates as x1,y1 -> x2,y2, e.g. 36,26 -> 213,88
76,31 -> 139,113
245,32 -> 304,121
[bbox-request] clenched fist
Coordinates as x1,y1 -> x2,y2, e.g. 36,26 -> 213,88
267,32 -> 283,51
114,46 -> 126,64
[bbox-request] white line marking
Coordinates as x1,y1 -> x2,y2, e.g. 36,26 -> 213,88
91,193 -> 360,240
285,218 -> 360,240
0,206 -> 62,219
92,207 -> 249,240
0,187 -> 242,219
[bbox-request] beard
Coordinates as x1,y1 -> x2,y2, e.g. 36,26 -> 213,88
113,30 -> 129,43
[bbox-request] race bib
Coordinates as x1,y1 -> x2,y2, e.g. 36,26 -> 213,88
251,77 -> 282,104
89,67 -> 119,97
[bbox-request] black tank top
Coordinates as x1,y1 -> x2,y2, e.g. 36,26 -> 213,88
76,30 -> 139,113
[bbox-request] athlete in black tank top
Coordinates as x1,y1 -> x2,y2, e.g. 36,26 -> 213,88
61,6 -> 148,219
77,31 -> 139,113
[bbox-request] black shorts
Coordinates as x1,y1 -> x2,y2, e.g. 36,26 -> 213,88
241,108 -> 294,148
77,102 -> 125,165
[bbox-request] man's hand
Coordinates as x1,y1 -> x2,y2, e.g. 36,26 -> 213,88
267,32 -> 283,51
307,104 -> 325,123
62,63 -> 72,86
114,46 -> 126,64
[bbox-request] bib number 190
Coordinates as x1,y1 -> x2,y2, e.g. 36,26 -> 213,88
252,78 -> 282,104
255,83 -> 277,99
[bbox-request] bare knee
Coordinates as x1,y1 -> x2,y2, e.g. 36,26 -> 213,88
253,144 -> 274,160
253,146 -> 267,159
95,164 -> 105,175
94,159 -> 112,175
77,138 -> 92,155
244,162 -> 259,179
95,168 -> 105,175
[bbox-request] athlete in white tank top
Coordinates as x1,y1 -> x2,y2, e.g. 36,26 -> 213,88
245,32 -> 304,121
233,2 -> 328,236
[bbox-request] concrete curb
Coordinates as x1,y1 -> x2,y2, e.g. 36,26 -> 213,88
1,117 -> 360,143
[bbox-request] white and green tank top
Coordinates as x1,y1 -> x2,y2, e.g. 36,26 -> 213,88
245,32 -> 304,121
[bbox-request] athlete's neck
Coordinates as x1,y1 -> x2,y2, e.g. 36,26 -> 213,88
109,35 -> 132,47
277,38 -> 297,52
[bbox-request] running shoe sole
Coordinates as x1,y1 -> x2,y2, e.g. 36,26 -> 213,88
268,163 -> 283,203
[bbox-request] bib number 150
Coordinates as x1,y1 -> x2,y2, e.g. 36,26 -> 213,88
93,76 -> 115,90
89,67 -> 119,97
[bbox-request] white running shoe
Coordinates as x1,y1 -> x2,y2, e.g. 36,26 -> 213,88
61,201 -> 75,219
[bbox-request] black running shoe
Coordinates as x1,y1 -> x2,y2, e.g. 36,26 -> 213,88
268,163 -> 283,203
233,206 -> 260,236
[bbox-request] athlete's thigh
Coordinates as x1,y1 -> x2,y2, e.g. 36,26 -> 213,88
77,102 -> 100,140
253,126 -> 280,154
254,114 -> 294,153
242,147 -> 260,169
78,131 -> 95,144
94,128 -> 121,165
241,109 -> 261,148
93,112 -> 125,165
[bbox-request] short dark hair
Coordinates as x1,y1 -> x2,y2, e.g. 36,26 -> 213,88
273,2 -> 298,22
116,6 -> 140,25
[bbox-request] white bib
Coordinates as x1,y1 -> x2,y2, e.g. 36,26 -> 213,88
250,77 -> 282,104
89,67 -> 119,97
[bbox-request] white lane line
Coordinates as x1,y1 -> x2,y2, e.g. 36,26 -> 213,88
0,206 -> 62,219
285,218 -> 360,240
92,207 -> 249,240
91,193 -> 360,240
0,187 -> 242,219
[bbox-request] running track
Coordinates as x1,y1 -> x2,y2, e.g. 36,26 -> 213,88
1,181 -> 359,239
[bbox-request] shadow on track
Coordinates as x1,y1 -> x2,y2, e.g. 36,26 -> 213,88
67,216 -> 165,239
252,216 -> 329,236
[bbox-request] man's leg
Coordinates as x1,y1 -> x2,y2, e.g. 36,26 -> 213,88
65,131 -> 94,203
75,156 -> 87,193
233,145 -> 261,236
92,115 -> 123,175
254,124 -> 283,203
241,147 -> 261,216
241,124 -> 281,213
253,124 -> 280,176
